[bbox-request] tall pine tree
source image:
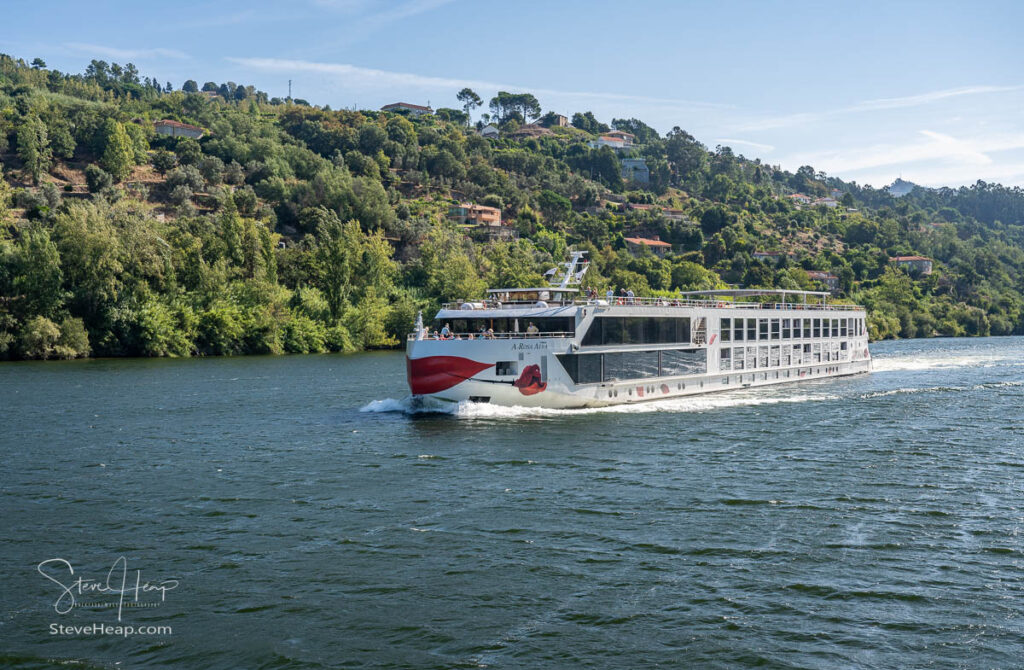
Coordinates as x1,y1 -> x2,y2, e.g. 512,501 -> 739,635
100,119 -> 135,182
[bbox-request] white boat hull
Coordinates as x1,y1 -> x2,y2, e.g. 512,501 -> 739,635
406,309 -> 872,409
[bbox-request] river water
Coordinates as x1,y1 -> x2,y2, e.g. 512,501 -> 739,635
2,337 -> 1024,668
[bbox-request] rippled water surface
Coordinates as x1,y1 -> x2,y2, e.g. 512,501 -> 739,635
3,337 -> 1024,668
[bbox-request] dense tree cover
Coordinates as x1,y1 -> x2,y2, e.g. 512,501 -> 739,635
2,52 -> 1024,360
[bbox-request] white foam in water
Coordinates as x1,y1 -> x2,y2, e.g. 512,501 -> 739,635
361,390 -> 838,420
860,380 -> 1023,400
872,353 -> 1016,372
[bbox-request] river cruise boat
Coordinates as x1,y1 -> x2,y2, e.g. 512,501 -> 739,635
406,251 -> 871,408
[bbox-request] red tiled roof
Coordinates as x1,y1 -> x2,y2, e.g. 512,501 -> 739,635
890,255 -> 931,262
624,236 -> 671,248
154,119 -> 203,132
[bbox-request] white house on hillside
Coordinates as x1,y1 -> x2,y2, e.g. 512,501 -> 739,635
381,102 -> 434,117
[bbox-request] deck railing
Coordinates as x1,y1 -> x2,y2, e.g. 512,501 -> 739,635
441,297 -> 863,312
408,331 -> 574,341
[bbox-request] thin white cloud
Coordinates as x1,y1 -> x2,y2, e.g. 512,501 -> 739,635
310,0 -> 455,31
360,0 -> 456,23
855,85 -> 1023,111
65,42 -> 188,61
737,84 -> 1021,131
311,0 -> 372,10
783,130 -> 1024,176
714,138 -> 775,153
226,57 -> 731,111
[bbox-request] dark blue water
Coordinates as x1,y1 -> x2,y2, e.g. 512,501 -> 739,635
2,337 -> 1024,669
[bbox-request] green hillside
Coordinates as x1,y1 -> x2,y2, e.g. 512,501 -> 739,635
2,53 -> 1024,360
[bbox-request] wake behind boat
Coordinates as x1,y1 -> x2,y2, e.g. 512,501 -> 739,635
406,252 -> 871,408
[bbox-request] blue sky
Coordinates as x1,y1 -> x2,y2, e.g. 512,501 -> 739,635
5,0 -> 1023,188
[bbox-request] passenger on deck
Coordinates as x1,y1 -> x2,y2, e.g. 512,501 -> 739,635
526,322 -> 540,336
606,288 -> 615,302
440,323 -> 451,339
627,289 -> 635,304
486,327 -> 495,339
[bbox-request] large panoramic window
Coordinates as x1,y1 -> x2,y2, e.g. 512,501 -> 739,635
557,348 -> 707,384
721,318 -> 731,342
604,351 -> 660,380
660,349 -> 707,377
581,317 -> 690,347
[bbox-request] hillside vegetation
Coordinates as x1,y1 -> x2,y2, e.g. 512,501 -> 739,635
3,53 -> 1024,360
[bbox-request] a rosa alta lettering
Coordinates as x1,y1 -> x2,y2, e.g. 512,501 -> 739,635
512,342 -> 549,350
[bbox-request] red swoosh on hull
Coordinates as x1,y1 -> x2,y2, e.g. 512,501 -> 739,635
407,356 -> 493,395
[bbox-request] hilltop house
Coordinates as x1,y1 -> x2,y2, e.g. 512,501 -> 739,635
890,255 -> 933,275
449,202 -> 502,228
787,193 -> 812,205
814,197 -> 839,208
153,119 -> 205,139
624,235 -> 671,258
753,251 -> 787,262
621,158 -> 650,183
604,130 -> 635,146
539,113 -> 568,128
381,102 -> 433,117
806,270 -> 840,293
589,130 -> 636,150
480,124 -> 500,139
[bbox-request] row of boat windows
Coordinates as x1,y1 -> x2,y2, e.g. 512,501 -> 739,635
720,316 -> 864,342
433,317 -> 575,334
557,349 -> 706,385
719,342 -> 849,370
581,317 -> 691,347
